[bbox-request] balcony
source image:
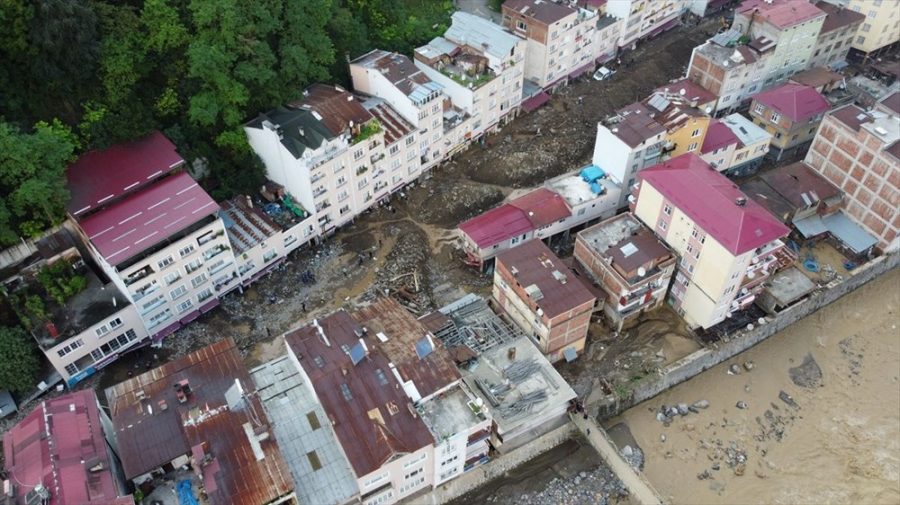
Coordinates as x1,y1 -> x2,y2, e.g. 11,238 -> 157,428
315,201 -> 331,213
197,229 -> 225,247
124,265 -> 154,287
203,244 -> 230,262
140,296 -> 167,316
351,120 -> 382,145
310,171 -> 326,184
208,260 -> 233,276
313,187 -> 327,199
356,166 -> 369,176
370,153 -> 384,164
131,282 -> 159,303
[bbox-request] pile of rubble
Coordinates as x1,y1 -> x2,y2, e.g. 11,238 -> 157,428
369,223 -> 433,313
499,468 -> 629,505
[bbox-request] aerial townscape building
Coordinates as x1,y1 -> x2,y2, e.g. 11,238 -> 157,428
749,82 -> 831,160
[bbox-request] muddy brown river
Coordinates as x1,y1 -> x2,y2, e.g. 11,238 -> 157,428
612,268 -> 900,504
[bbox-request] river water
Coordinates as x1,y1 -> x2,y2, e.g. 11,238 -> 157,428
611,268 -> 900,504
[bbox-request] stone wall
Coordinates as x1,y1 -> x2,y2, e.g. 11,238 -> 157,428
429,423 -> 577,504
595,253 -> 899,419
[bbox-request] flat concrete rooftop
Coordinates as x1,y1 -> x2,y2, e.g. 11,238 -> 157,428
418,385 -> 485,440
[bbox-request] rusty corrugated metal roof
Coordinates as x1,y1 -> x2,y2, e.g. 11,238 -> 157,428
105,339 -> 294,505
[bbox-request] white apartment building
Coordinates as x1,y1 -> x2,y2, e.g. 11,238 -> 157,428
606,0 -> 685,50
732,0 -> 827,83
245,84 -> 419,237
687,31 -> 775,114
591,102 -> 667,208
414,12 -> 526,141
73,172 -> 238,341
350,50 -> 447,171
501,0 -> 599,89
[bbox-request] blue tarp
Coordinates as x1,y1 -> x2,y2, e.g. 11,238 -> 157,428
580,165 -> 605,183
177,480 -> 199,505
563,347 -> 578,363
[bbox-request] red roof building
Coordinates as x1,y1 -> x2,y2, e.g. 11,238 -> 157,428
638,154 -> 789,255
736,0 -> 825,30
701,119 -> 741,155
104,339 -> 294,505
66,131 -> 184,217
284,311 -> 435,479
458,204 -> 533,249
2,390 -> 134,505
493,239 -> 596,361
654,79 -> 717,111
752,83 -> 830,123
76,172 -> 219,266
508,188 -> 572,228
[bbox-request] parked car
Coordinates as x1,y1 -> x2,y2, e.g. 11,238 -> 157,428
593,66 -> 615,81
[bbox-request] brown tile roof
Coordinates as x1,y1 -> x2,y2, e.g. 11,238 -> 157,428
353,298 -> 460,400
887,141 -> 900,161
741,179 -> 795,223
284,311 -> 434,478
503,0 -> 575,25
816,1 -> 865,33
607,231 -> 672,274
365,101 -> 415,145
105,339 -> 294,505
289,84 -> 374,137
496,239 -> 596,319
789,67 -> 843,89
610,103 -> 667,148
351,50 -> 437,98
829,104 -> 871,132
760,161 -> 841,209
879,91 -> 900,116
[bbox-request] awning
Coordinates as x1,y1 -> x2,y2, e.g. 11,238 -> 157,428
564,346 -> 578,363
568,61 -> 594,80
522,91 -> 551,113
647,18 -> 680,39
793,214 -> 828,238
823,212 -> 878,254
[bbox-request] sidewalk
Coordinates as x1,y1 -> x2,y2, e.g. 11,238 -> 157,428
569,412 -> 665,505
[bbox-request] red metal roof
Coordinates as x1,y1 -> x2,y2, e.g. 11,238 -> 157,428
752,83 -> 830,123
508,188 -> 572,228
104,339 -> 294,505
458,204 -> 534,249
77,172 -> 219,266
496,239 -> 596,319
701,119 -> 741,154
285,311 -> 435,478
738,0 -> 825,29
639,154 -> 789,255
504,0 -> 575,25
2,390 -> 133,505
66,131 -> 184,217
816,1 -> 865,34
353,298 -> 460,400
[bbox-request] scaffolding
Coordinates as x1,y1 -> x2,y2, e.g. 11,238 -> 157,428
434,295 -> 524,354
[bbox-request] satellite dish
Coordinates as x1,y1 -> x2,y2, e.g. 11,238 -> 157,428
637,266 -> 647,277
705,106 -> 712,114
679,88 -> 686,95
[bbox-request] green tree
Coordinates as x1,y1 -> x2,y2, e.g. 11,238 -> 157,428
0,326 -> 40,392
0,121 -> 77,244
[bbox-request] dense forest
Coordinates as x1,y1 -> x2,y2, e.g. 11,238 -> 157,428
0,0 -> 454,247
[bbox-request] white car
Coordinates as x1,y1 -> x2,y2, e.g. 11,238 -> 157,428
592,66 -> 615,81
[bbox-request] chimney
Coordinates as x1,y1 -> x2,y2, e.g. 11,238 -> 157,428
507,346 -> 517,361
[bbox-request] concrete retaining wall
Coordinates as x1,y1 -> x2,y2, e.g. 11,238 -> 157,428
595,253 -> 899,419
430,423 -> 577,504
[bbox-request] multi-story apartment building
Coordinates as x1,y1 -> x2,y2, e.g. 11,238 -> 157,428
809,1 -> 865,69
414,12 -> 526,141
642,90 -> 712,159
350,50 -> 448,171
749,82 -> 830,160
841,0 -> 900,57
606,0 -> 685,50
574,213 -> 676,330
73,172 -> 237,340
732,0 -> 827,82
1,231 -> 151,387
501,0 -> 599,90
66,133 -> 239,342
631,154 -> 790,329
246,84 -> 419,237
700,118 -> 741,171
594,15 -> 624,64
804,100 -> 900,253
655,78 -> 719,114
592,102 -> 667,207
493,239 -> 596,362
687,30 -> 775,114
720,113 -> 773,175
3,390 -> 135,505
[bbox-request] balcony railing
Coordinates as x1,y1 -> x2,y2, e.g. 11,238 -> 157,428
203,244 -> 230,261
124,265 -> 154,287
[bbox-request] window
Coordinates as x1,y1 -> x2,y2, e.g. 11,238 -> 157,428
375,368 -> 389,386
691,128 -> 701,137
724,285 -> 735,295
516,20 -> 526,31
197,288 -> 213,303
353,149 -> 364,160
191,273 -> 207,288
868,9 -> 876,18
157,256 -> 174,270
109,317 -> 123,330
754,103 -> 764,114
185,258 -> 203,274
658,220 -> 667,231
856,36 -> 865,44
177,299 -> 193,313
688,142 -> 698,151
340,383 -> 353,401
406,135 -> 415,145
307,411 -> 321,430
95,324 -> 110,338
170,285 -> 188,300
179,245 -> 195,258
313,356 -> 325,368
164,272 -> 181,285
57,339 -> 84,358
663,205 -> 672,215
65,363 -> 79,376
390,145 -> 399,155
